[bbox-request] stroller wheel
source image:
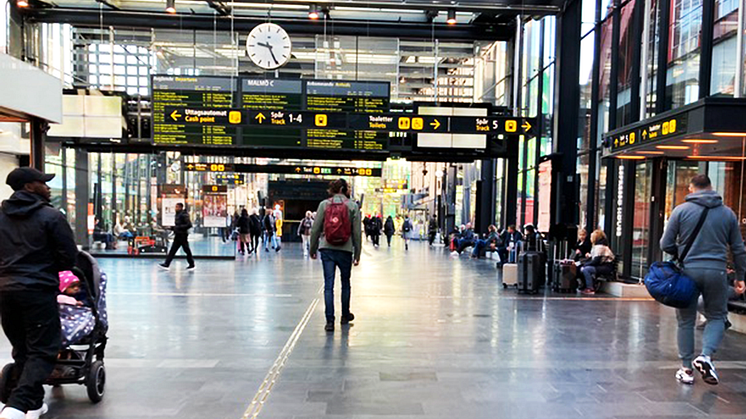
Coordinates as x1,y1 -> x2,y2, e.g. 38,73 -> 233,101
86,360 -> 105,403
0,363 -> 14,402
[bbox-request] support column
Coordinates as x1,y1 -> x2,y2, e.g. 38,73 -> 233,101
504,138 -> 519,228
699,0 -> 715,99
444,165 -> 457,236
476,159 -> 496,233
74,148 -> 90,248
551,0 -> 582,228
656,0 -> 671,113
30,118 -> 47,170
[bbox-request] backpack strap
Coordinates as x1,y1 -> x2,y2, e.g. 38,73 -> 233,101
678,205 -> 710,263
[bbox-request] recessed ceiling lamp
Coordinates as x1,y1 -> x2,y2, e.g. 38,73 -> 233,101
681,139 -> 718,144
635,151 -> 665,155
16,0 -> 28,7
446,9 -> 457,25
617,155 -> 645,160
308,4 -> 319,20
165,0 -> 176,14
712,132 -> 746,137
656,145 -> 689,150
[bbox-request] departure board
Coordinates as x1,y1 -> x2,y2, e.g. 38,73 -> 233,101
304,80 -> 390,151
240,79 -> 303,148
152,76 -> 238,145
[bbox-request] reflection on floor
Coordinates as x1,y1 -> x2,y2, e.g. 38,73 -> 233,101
2,241 -> 746,419
89,235 -> 241,258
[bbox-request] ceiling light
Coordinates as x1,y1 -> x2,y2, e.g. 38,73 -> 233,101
165,0 -> 176,14
655,145 -> 689,150
446,9 -> 457,25
635,151 -> 665,155
712,132 -> 746,137
16,0 -> 28,7
308,4 -> 319,20
681,139 -> 718,144
687,156 -> 746,161
617,155 -> 645,160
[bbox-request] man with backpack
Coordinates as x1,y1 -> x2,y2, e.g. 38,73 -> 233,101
310,179 -> 362,332
660,174 -> 746,386
159,203 -> 195,270
402,215 -> 413,250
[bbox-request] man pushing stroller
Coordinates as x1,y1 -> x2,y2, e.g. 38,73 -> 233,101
0,168 -> 78,419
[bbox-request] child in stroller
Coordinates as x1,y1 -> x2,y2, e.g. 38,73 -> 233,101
0,252 -> 109,408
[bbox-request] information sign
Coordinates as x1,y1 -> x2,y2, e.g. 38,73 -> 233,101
240,79 -> 304,148
607,114 -> 689,152
184,163 -> 381,177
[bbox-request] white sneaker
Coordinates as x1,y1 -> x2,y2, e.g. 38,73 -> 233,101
693,355 -> 719,385
25,404 -> 48,419
450,251 -> 459,256
0,404 -> 4,413
0,407 -> 25,419
675,367 -> 694,385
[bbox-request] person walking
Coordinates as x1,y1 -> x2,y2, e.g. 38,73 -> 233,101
310,179 -> 362,332
0,167 -> 78,419
248,208 -> 262,255
273,206 -> 283,252
428,216 -> 438,246
402,215 -> 413,251
384,216 -> 395,247
159,203 -> 195,270
370,214 -> 382,248
237,209 -> 250,255
660,174 -> 746,386
263,208 -> 276,252
298,210 -> 314,257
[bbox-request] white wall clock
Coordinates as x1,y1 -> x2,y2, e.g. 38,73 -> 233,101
246,23 -> 292,70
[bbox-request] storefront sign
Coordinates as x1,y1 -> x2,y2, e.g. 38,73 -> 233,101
616,164 -> 624,238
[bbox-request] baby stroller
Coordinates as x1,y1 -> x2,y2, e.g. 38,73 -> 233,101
0,252 -> 109,403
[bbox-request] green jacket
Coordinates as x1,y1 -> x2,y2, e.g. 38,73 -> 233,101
310,194 -> 362,261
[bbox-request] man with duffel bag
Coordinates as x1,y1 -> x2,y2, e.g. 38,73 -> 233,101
659,174 -> 746,386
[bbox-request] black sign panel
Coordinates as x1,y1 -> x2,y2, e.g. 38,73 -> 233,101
240,79 -> 304,148
152,76 -> 238,146
202,185 -> 228,193
304,80 -> 390,151
607,113 -> 689,152
185,163 -> 381,177
184,163 -> 236,172
216,174 -> 245,185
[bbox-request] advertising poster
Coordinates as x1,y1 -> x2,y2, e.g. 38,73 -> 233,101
537,160 -> 552,232
162,198 -> 182,227
203,193 -> 228,227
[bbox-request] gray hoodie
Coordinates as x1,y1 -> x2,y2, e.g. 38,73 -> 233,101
660,189 -> 746,279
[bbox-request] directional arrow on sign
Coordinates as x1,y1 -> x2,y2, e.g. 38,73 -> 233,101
170,110 -> 182,121
295,167 -> 301,173
186,164 -> 194,170
522,121 -> 532,132
642,130 -> 648,139
255,113 -> 266,124
430,119 -> 441,130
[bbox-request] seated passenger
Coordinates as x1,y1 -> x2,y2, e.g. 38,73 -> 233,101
522,224 -> 543,252
471,225 -> 500,259
452,223 -> 476,255
572,228 -> 592,261
449,224 -> 465,251
579,229 -> 615,295
498,225 -> 523,264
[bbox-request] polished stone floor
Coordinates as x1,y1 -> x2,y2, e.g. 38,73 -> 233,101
3,240 -> 746,419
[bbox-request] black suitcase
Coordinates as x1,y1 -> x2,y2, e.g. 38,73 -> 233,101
517,251 -> 542,294
552,261 -> 577,293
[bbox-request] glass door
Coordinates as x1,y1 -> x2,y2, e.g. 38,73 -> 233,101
630,162 -> 652,280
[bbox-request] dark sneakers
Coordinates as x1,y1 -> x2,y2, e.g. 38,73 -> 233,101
325,322 -> 335,332
693,355 -> 719,385
341,312 -> 355,325
158,263 -> 170,270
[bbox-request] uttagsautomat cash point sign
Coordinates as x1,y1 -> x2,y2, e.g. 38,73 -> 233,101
165,106 -> 536,136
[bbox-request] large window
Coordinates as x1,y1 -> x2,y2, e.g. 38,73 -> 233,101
667,0 -> 703,109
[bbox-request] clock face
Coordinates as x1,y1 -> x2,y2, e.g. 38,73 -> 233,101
246,23 -> 292,70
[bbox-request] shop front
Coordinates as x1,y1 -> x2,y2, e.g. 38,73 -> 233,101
602,98 -> 746,281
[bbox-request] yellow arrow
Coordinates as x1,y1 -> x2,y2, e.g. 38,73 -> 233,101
170,110 -> 182,121
295,167 -> 301,173
255,113 -> 266,123
430,119 -> 441,130
522,120 -> 532,132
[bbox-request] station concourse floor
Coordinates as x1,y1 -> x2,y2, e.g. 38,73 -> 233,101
3,242 -> 746,419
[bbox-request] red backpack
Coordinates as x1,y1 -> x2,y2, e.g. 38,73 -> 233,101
324,198 -> 351,245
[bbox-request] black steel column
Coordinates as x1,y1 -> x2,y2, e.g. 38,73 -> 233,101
609,0 -> 621,130
656,0 -> 671,113
29,118 -> 47,169
74,148 -> 90,248
699,0 -> 715,99
533,18 -> 545,225
629,0 -> 644,122
504,139 -> 519,228
476,159 -> 496,233
445,164 -> 457,235
552,0 -> 582,228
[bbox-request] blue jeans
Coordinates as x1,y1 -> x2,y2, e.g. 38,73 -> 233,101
272,234 -> 281,249
581,265 -> 596,289
471,239 -> 488,257
677,268 -> 729,368
320,249 -> 353,322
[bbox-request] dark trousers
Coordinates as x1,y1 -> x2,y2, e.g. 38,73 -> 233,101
0,290 -> 61,412
164,234 -> 194,267
320,249 -> 352,322
371,234 -> 380,247
428,232 -> 436,245
385,234 -> 393,247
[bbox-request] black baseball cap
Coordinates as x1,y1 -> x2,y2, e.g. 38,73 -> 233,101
6,167 -> 55,191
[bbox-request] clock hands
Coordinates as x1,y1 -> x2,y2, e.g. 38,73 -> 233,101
257,41 -> 281,65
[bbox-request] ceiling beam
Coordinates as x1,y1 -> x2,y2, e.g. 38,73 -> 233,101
242,0 -> 561,15
27,9 -> 515,41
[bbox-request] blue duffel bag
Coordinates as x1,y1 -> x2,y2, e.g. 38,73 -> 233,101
644,261 -> 698,308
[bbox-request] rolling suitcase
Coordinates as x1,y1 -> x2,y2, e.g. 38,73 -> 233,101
517,251 -> 542,294
552,261 -> 577,293
502,263 -> 518,289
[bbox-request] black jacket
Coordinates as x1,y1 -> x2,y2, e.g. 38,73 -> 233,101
384,218 -> 395,235
0,191 -> 78,292
237,215 -> 250,234
263,214 -> 275,233
248,214 -> 262,235
428,219 -> 438,234
173,210 -> 192,235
